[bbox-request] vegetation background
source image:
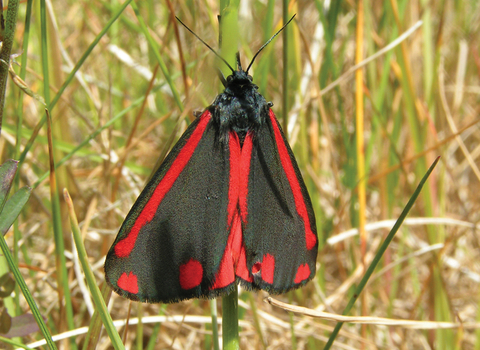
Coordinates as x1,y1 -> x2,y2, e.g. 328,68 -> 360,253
0,0 -> 479,349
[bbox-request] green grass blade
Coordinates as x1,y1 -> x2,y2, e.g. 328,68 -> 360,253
63,189 -> 125,350
81,282 -> 114,350
222,285 -> 239,350
145,305 -> 165,350
0,335 -> 34,349
45,110 -> 75,335
17,0 -> 134,167
210,298 -> 220,350
0,0 -> 20,127
323,156 -> 440,349
130,1 -> 184,112
0,232 -> 57,350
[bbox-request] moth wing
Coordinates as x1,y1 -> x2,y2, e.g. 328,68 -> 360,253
105,111 -> 235,303
239,109 -> 318,293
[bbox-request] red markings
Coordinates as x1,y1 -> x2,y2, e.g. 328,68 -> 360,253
114,113 -> 212,258
227,132 -> 241,228
211,134 -> 254,290
261,254 -> 275,284
211,213 -> 242,289
268,110 -> 317,250
252,253 -> 275,284
117,272 -> 139,294
294,264 -> 311,284
238,133 -> 253,222
235,242 -> 252,282
179,258 -> 204,290
252,262 -> 261,274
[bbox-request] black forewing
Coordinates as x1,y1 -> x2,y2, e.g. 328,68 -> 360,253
105,112 -> 234,303
241,111 -> 318,293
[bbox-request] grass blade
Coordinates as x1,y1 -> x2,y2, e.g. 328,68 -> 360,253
323,156 -> 441,349
63,189 -> 125,350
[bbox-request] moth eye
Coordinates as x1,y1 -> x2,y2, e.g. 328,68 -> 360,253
248,75 -> 253,81
227,76 -> 233,83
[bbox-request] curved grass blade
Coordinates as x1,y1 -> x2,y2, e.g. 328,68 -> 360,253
63,189 -> 125,350
323,156 -> 440,350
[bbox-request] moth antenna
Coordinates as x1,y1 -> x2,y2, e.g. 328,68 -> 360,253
217,68 -> 227,87
236,52 -> 243,71
246,14 -> 296,74
217,15 -> 222,48
176,16 -> 235,74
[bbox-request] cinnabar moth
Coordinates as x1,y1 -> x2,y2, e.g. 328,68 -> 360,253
105,16 -> 318,303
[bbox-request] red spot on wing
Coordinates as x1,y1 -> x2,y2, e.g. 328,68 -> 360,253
268,110 -> 317,250
179,258 -> 203,290
294,264 -> 311,283
252,253 -> 275,284
114,113 -> 211,258
117,272 -> 139,294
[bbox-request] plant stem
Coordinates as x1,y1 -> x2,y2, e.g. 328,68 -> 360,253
222,285 -> 239,350
219,3 -> 240,349
0,0 -> 20,134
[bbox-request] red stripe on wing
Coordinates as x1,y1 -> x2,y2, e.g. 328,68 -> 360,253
238,133 -> 253,222
268,110 -> 317,250
236,133 -> 253,282
210,212 -> 241,289
114,112 -> 212,258
227,132 -> 241,227
211,134 -> 245,289
211,132 -> 255,289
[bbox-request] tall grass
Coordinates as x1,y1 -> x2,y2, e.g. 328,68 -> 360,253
0,0 -> 479,349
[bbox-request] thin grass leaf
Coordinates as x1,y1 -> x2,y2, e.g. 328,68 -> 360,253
0,230 -> 57,349
63,189 -> 125,350
17,0 -> 134,168
130,1 -> 184,112
0,336 -> 34,349
323,156 -> 440,349
0,0 -> 20,127
45,110 -> 75,336
210,298 -> 220,350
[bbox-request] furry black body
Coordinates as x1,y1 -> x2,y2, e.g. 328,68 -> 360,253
209,69 -> 270,144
